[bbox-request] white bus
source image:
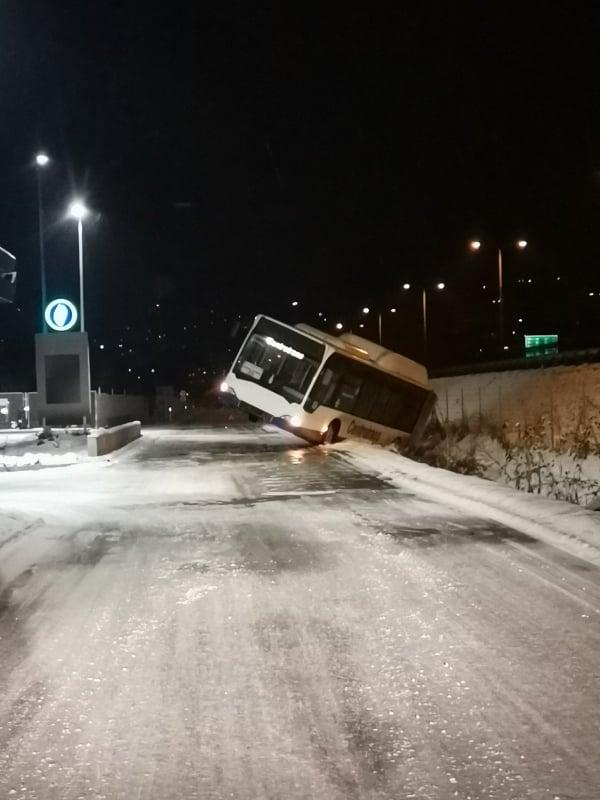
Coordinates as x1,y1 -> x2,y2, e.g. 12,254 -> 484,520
220,314 -> 436,446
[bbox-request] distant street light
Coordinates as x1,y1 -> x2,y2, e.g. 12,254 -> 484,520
402,282 -> 411,290
402,281 -> 447,361
291,300 -> 299,307
362,307 -> 370,314
68,199 -> 90,332
35,152 -> 50,331
335,322 -> 343,330
469,238 -> 528,350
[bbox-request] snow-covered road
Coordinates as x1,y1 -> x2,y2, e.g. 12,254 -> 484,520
1,426 -> 599,800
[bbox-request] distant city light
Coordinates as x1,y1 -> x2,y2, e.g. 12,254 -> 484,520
362,307 -> 370,314
335,322 -> 343,330
503,345 -> 509,350
517,240 -> 528,249
99,344 -> 104,350
35,153 -> 50,167
518,318 -> 523,322
359,324 -> 365,328
469,240 -> 481,250
589,292 -> 595,296
292,300 -> 299,306
390,307 -> 397,313
151,368 -> 155,373
436,282 -> 445,290
527,278 -> 532,284
402,283 -> 411,290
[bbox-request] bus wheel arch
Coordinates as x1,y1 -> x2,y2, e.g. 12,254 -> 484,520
322,419 -> 341,445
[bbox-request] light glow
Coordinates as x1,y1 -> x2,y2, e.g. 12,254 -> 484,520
35,153 -> 50,167
220,381 -> 229,393
335,322 -> 343,330
290,415 -> 301,428
68,199 -> 89,221
469,240 -> 481,250
362,307 -> 370,314
517,240 -> 528,249
402,283 -> 411,290
436,282 -> 446,290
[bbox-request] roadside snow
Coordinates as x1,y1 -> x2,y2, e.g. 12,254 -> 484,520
340,441 -> 600,566
0,428 -> 89,470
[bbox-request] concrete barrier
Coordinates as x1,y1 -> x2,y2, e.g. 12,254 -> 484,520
87,421 -> 141,457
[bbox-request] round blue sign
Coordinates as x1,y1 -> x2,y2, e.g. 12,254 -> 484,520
45,299 -> 78,332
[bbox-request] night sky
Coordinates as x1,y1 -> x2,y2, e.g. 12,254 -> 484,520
1,3 -> 600,392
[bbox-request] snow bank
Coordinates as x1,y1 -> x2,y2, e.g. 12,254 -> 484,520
1,428 -> 89,470
1,451 -> 81,470
340,441 -> 600,565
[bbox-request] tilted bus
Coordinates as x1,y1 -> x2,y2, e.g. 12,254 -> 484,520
220,314 -> 436,446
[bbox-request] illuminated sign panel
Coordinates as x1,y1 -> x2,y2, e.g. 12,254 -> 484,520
524,334 -> 558,349
524,334 -> 558,357
265,336 -> 305,360
45,299 -> 78,332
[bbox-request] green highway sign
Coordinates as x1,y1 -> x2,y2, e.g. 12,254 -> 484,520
524,334 -> 558,357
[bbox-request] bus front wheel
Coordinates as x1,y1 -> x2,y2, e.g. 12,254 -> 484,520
322,421 -> 340,445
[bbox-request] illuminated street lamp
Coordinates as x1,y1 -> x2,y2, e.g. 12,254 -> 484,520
469,238 -> 528,350
68,199 -> 90,332
403,281 -> 447,361
360,306 -> 388,344
34,152 -> 50,330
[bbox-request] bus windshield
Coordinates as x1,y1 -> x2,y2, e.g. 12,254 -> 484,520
233,317 -> 325,403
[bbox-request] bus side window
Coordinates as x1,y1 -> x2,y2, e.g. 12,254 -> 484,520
369,378 -> 391,424
304,367 -> 335,411
333,371 -> 362,413
391,382 -> 426,431
354,376 -> 377,419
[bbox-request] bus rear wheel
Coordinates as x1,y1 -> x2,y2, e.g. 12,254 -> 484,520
322,421 -> 340,445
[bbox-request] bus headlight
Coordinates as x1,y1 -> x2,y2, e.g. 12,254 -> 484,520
220,381 -> 229,393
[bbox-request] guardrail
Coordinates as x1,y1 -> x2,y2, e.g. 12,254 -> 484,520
87,421 -> 141,457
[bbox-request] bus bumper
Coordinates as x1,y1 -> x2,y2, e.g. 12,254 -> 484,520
273,417 -> 324,444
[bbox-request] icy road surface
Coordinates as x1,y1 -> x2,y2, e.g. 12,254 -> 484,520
1,426 -> 599,800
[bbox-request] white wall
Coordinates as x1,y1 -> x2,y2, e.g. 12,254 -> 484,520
431,362 -> 600,448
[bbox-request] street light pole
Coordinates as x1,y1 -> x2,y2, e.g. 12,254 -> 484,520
35,153 -> 50,331
402,281 -> 445,364
422,288 -> 428,361
77,219 -> 85,332
497,247 -> 504,347
470,239 -> 526,352
68,199 -> 90,333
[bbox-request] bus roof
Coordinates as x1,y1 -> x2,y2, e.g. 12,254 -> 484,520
293,322 -> 429,388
